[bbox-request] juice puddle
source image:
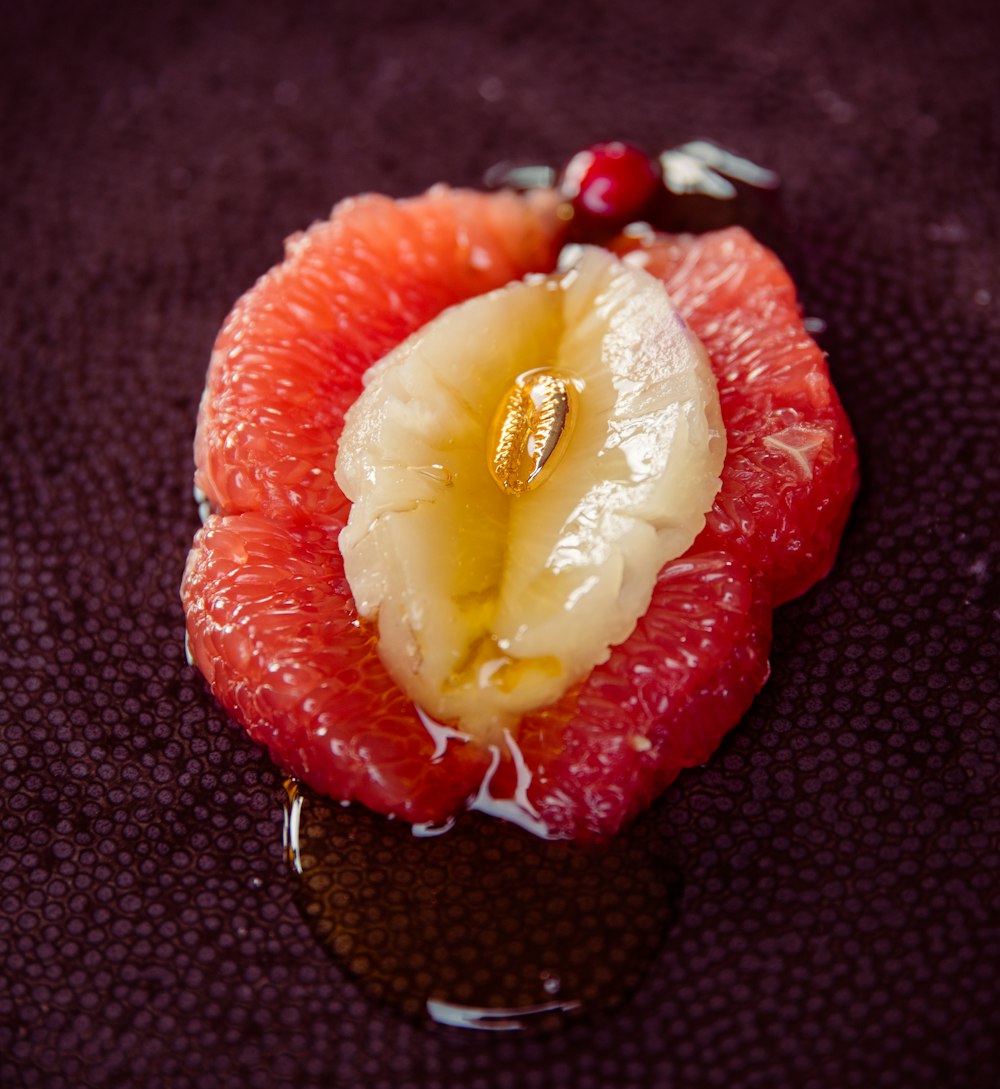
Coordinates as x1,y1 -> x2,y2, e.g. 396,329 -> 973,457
283,779 -> 683,1032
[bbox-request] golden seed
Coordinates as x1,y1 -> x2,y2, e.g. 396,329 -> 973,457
488,369 -> 575,496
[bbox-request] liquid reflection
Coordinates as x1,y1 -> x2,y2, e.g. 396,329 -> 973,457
284,780 -> 683,1031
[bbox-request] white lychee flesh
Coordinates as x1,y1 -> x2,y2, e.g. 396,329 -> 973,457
335,246 -> 725,740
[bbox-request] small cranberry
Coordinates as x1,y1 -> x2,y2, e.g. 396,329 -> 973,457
559,142 -> 662,228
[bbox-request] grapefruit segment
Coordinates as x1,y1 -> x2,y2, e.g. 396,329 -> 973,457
195,187 -> 562,521
514,550 -> 772,840
182,509 -> 491,824
613,228 -> 858,604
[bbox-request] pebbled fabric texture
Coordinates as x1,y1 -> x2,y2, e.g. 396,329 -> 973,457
2,1 -> 998,1086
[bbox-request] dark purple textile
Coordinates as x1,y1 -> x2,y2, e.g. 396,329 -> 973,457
2,1 -> 998,1085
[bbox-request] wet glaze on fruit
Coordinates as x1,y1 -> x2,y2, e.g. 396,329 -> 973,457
334,246 -> 726,741
560,141 -> 663,230
182,148 -> 857,844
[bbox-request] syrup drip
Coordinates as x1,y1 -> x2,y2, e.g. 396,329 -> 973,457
283,779 -> 683,1032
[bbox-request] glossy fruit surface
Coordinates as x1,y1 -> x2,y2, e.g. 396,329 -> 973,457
560,141 -> 661,227
183,508 -> 494,824
185,187 -> 561,827
182,186 -> 857,840
194,186 -> 561,521
612,227 -> 858,605
334,246 -> 725,740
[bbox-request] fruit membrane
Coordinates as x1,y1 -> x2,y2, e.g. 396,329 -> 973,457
182,183 -> 858,841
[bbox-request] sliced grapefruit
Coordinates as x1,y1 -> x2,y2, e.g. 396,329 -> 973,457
182,184 -> 857,840
194,186 -> 562,521
611,227 -> 858,605
182,507 -> 492,824
513,548 -> 773,840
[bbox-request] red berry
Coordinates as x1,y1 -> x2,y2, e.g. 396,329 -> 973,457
560,142 -> 662,226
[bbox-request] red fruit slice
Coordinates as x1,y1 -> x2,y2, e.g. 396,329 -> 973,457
182,187 -> 857,841
194,186 -> 562,521
511,549 -> 772,840
185,187 -> 562,829
183,508 -> 491,825
612,228 -> 859,605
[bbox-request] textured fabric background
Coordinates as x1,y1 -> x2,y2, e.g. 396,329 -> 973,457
2,1 -> 998,1086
